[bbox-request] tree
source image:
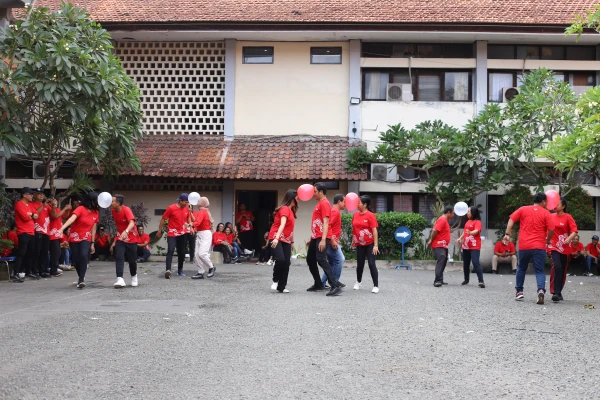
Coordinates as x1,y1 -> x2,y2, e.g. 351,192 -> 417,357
493,184 -> 533,241
0,2 -> 143,194
564,185 -> 595,230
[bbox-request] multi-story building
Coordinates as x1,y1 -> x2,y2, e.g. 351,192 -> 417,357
5,0 -> 600,248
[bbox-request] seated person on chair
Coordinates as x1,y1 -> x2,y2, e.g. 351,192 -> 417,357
212,223 -> 235,263
567,234 -> 586,274
584,235 -> 599,276
137,225 -> 151,263
1,223 -> 18,258
492,237 -> 517,274
92,224 -> 112,260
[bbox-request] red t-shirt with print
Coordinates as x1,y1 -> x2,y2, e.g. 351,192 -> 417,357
193,209 -> 211,232
311,198 -> 332,240
48,208 -> 64,240
96,233 -> 111,247
138,233 -> 151,250
112,205 -> 139,243
329,207 -> 342,242
212,232 -> 228,246
237,211 -> 254,232
494,241 -> 516,254
162,204 -> 190,237
510,205 -> 555,251
548,213 -> 577,254
69,206 -> 99,243
352,210 -> 378,246
33,202 -> 51,235
462,219 -> 482,250
431,216 -> 450,249
268,206 -> 295,244
14,201 -> 35,235
568,242 -> 584,256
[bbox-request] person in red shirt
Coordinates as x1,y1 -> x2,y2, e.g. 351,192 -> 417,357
12,187 -> 37,282
306,182 -> 343,296
236,203 -> 255,252
31,188 -> 52,278
59,192 -> 100,288
492,238 -> 517,274
92,224 -> 112,261
1,223 -> 19,258
136,225 -> 151,263
48,196 -> 71,277
110,194 -> 139,288
191,196 -> 216,279
321,194 -> 346,288
427,205 -> 454,287
157,193 -> 191,279
504,192 -> 555,305
268,189 -> 298,293
457,207 -> 485,288
584,235 -> 599,276
352,195 -> 380,293
567,234 -> 586,275
548,197 -> 578,302
184,204 -> 196,264
212,223 -> 235,263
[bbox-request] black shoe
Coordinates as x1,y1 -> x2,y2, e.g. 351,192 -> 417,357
40,272 -> 51,278
442,282 -> 448,285
326,286 -> 342,296
552,294 -> 560,302
433,281 -> 442,287
306,284 -> 325,292
337,281 -> 346,288
191,273 -> 204,280
461,281 -> 469,285
50,272 -> 62,277
558,294 -> 564,301
165,270 -> 172,279
512,270 -> 516,275
10,275 -> 24,283
478,282 -> 485,288
491,270 -> 497,274
324,285 -> 330,289
26,273 -> 40,280
207,267 -> 215,278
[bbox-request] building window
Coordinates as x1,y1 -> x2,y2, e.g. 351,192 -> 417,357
362,43 -> 473,58
488,72 -> 517,102
489,45 -> 596,60
242,47 -> 274,64
364,71 -> 390,100
311,47 -> 342,64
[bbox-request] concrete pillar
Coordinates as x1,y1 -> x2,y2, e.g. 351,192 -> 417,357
224,39 -> 236,140
348,39 -> 361,142
475,41 -> 489,233
348,181 -> 360,195
222,181 -> 234,226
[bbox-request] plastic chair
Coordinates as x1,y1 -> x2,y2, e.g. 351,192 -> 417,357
0,256 -> 16,280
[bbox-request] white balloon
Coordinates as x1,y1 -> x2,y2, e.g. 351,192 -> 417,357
454,201 -> 469,217
188,192 -> 201,206
98,192 -> 112,209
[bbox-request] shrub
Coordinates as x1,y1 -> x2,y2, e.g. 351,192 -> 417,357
494,184 -> 533,241
565,185 -> 595,230
340,212 -> 428,259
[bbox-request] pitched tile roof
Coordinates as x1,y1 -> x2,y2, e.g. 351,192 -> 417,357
108,135 -> 366,181
32,0 -> 599,26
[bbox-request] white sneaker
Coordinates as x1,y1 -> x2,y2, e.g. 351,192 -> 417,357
244,249 -> 253,255
267,259 -> 274,266
282,289 -> 290,293
353,281 -> 361,290
271,281 -> 277,290
57,268 -> 63,273
589,273 -> 595,277
372,287 -> 379,294
114,277 -> 126,288
256,261 -> 261,265
131,275 -> 138,287
18,272 -> 25,279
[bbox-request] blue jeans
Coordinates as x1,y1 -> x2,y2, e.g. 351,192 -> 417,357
585,256 -> 596,274
515,249 -> 546,293
60,248 -> 71,266
321,244 -> 345,285
231,242 -> 241,258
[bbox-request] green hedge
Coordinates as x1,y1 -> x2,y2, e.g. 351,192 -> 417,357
340,212 -> 428,259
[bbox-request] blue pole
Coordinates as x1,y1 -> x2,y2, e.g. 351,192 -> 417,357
401,242 -> 405,266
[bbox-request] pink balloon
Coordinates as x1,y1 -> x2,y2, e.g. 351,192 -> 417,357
297,184 -> 314,201
545,190 -> 560,210
345,192 -> 359,212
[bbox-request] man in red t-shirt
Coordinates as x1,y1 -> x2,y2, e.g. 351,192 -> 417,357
566,234 -> 586,275
156,193 -> 191,279
306,183 -> 343,296
584,235 -> 599,276
12,187 -> 38,282
48,196 -> 70,276
137,225 -> 151,263
492,237 -> 517,274
320,194 -> 346,287
427,205 -> 454,287
110,194 -> 139,288
504,192 -> 555,305
31,188 -> 53,278
235,203 -> 255,252
92,224 -> 112,261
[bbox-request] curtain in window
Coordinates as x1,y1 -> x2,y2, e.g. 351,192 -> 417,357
445,72 -> 469,101
365,72 -> 390,100
488,73 -> 513,102
418,75 -> 441,101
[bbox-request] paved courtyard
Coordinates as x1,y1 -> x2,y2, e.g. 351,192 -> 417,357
0,260 -> 599,399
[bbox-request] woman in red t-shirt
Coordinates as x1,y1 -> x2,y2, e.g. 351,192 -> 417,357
268,189 -> 298,293
191,197 -> 216,279
549,197 -> 578,302
58,192 -> 100,289
456,207 -> 485,288
351,195 -> 380,293
212,223 -> 235,263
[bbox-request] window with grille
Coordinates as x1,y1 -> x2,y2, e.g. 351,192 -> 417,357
115,42 -> 226,135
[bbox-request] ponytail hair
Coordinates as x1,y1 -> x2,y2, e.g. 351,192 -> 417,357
274,189 -> 298,218
359,195 -> 373,212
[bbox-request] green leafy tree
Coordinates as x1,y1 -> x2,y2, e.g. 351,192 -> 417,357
564,185 -> 595,230
0,2 -> 143,194
493,184 -> 533,241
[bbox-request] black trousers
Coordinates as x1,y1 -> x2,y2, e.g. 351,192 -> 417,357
356,243 -> 379,287
434,247 -> 448,283
239,230 -> 254,251
33,233 -> 50,275
71,241 -> 91,283
115,241 -> 137,278
166,235 -> 186,272
271,241 -> 291,291
14,233 -> 34,275
49,239 -> 61,274
185,233 -> 195,262
551,250 -> 568,295
137,247 -> 151,262
306,238 -> 337,287
259,246 -> 271,262
91,245 -> 112,260
214,244 -> 234,262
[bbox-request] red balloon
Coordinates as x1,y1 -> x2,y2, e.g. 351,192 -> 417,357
545,190 -> 560,210
297,184 -> 314,201
345,192 -> 359,212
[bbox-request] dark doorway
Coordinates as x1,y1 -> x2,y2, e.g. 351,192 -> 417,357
235,190 -> 278,252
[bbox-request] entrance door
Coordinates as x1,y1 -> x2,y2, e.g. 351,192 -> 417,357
235,190 -> 278,251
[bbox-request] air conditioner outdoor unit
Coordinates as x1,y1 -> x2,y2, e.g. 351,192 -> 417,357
32,161 -> 57,179
503,87 -> 520,102
370,163 -> 398,182
387,83 -> 413,102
